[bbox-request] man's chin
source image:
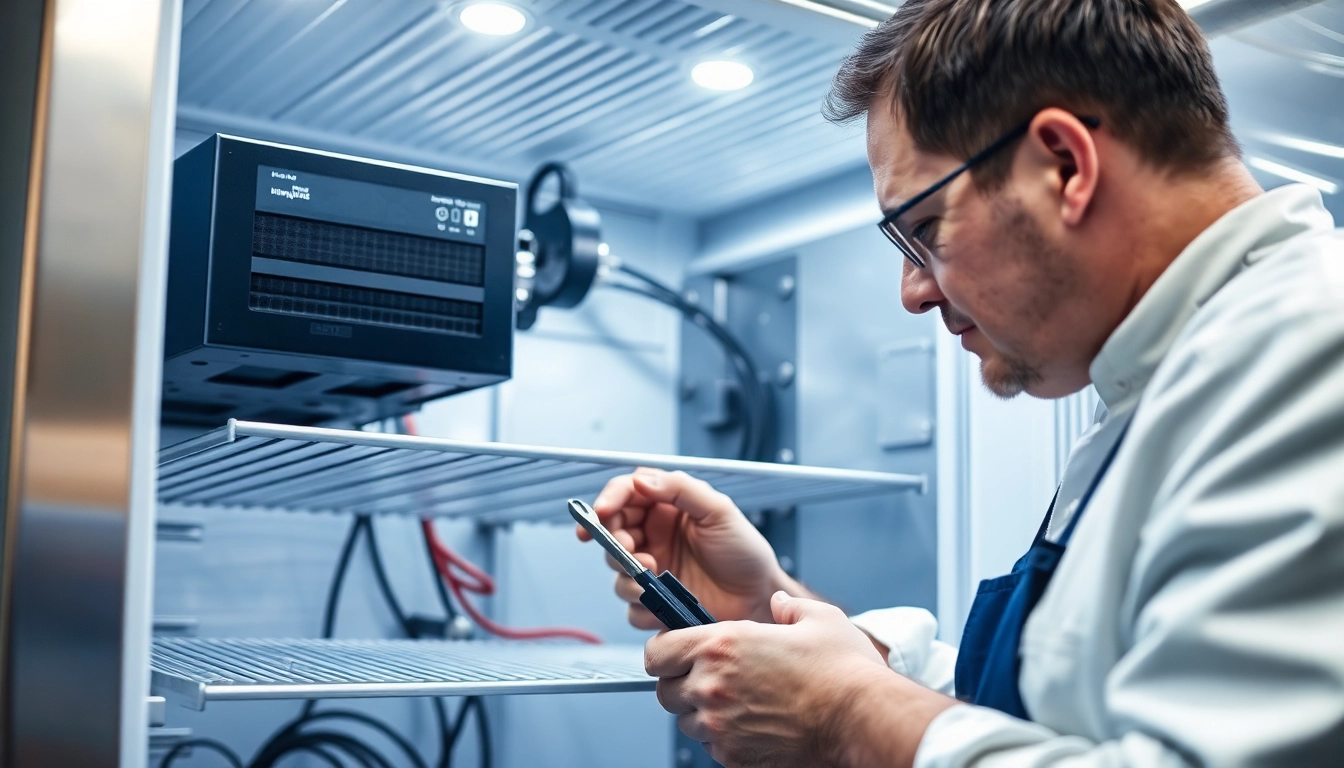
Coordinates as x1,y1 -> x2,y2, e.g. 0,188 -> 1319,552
977,353 -> 1040,400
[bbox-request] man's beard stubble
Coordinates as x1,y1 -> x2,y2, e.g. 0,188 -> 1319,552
942,302 -> 1040,399
958,197 -> 1077,400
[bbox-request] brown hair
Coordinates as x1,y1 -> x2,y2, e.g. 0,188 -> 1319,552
825,0 -> 1239,186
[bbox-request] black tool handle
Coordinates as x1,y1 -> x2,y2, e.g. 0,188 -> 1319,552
636,570 -> 715,630
657,571 -> 716,625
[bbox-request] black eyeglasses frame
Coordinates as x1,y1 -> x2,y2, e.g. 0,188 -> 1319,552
878,115 -> 1102,269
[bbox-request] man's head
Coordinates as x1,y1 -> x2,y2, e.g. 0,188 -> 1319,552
826,0 -> 1248,398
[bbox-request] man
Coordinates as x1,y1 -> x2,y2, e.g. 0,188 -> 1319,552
577,1 -> 1344,765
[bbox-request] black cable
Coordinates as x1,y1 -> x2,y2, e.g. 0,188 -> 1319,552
301,514 -> 370,719
284,711 -> 429,768
158,738 -> 245,768
269,745 -> 344,768
607,273 -> 772,461
367,514 -> 464,768
364,517 -> 414,636
257,731 -> 387,768
610,263 -> 770,460
473,698 -> 492,768
444,697 -> 491,768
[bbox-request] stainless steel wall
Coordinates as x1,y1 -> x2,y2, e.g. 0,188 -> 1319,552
1,0 -> 179,765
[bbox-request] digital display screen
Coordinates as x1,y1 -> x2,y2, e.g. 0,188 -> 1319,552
255,166 -> 486,245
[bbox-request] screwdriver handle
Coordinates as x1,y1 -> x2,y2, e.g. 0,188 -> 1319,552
635,570 -> 716,630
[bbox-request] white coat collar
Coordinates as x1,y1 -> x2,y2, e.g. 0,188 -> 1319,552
1088,184 -> 1335,413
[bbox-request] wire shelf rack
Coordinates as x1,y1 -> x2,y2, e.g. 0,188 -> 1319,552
152,638 -> 654,710
158,420 -> 926,523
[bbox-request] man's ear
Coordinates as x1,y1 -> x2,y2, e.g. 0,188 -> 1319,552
1022,108 -> 1100,228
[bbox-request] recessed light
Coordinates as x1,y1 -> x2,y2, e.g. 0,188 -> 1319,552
692,60 -> 754,91
459,2 -> 527,36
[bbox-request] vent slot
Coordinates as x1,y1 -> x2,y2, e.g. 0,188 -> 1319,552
253,212 -> 485,286
250,275 -> 483,337
208,366 -> 317,389
161,400 -> 232,417
325,380 -> 419,399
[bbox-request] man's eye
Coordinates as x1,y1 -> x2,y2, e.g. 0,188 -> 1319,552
911,218 -> 939,247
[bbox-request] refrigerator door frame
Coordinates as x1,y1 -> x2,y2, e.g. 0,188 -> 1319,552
0,0 -> 179,764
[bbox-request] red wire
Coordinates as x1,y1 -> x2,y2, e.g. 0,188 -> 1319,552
401,414 -> 601,644
422,519 -> 602,644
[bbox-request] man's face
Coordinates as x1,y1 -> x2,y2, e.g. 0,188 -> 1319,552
868,105 -> 1089,399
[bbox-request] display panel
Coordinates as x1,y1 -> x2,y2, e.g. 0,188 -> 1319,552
249,166 -> 490,338
255,165 -> 486,244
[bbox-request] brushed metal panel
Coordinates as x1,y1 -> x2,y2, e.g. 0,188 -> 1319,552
2,0 -> 179,764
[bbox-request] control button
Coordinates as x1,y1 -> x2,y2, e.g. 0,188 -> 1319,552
464,209 -> 479,227
435,206 -> 450,222
451,208 -> 462,224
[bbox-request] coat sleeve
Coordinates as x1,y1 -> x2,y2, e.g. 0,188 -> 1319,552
917,272 -> 1344,767
851,606 -> 958,695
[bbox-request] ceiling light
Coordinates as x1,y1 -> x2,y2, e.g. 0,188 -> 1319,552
459,3 -> 526,36
692,61 -> 754,91
1248,156 -> 1339,195
1250,131 -> 1344,160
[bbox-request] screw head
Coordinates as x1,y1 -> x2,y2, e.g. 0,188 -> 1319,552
778,274 -> 796,300
448,615 -> 476,640
776,361 -> 795,388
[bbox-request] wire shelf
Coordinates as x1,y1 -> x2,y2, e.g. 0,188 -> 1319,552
152,638 -> 654,710
158,420 -> 925,523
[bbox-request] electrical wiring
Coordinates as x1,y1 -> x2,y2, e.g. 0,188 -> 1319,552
421,517 -> 602,645
364,514 -> 466,768
157,738 -> 245,768
266,711 -> 428,768
605,264 -> 774,462
449,697 -> 493,768
399,417 -> 487,768
399,414 -> 602,644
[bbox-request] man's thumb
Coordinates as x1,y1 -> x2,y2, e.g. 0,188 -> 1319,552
770,591 -> 815,625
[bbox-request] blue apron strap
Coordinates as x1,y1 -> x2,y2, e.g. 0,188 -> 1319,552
1057,420 -> 1131,546
953,417 -> 1133,718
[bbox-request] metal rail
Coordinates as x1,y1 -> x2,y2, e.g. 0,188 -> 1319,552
152,638 -> 654,710
157,420 -> 926,523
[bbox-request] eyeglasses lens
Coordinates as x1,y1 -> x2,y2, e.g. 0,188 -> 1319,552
881,219 -> 927,269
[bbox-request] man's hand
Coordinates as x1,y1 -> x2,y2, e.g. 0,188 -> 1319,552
577,468 -> 800,627
646,592 -> 958,768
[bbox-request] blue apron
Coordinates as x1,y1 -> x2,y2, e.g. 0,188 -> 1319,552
953,427 -> 1128,719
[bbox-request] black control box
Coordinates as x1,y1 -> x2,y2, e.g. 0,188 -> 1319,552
162,135 -> 516,427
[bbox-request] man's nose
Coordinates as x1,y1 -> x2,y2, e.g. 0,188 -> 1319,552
900,260 -> 944,315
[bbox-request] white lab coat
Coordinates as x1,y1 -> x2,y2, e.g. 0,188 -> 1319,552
852,184 -> 1344,766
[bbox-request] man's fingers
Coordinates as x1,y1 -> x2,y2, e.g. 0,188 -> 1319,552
769,591 -> 844,626
628,603 -> 663,631
676,712 -> 712,743
631,469 -> 734,524
614,572 -> 643,604
645,627 -> 705,678
593,474 -> 658,516
656,676 -> 697,715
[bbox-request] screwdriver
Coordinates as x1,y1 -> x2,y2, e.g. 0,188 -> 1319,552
569,498 -> 716,630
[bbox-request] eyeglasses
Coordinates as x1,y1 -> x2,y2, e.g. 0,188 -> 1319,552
878,115 -> 1102,269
